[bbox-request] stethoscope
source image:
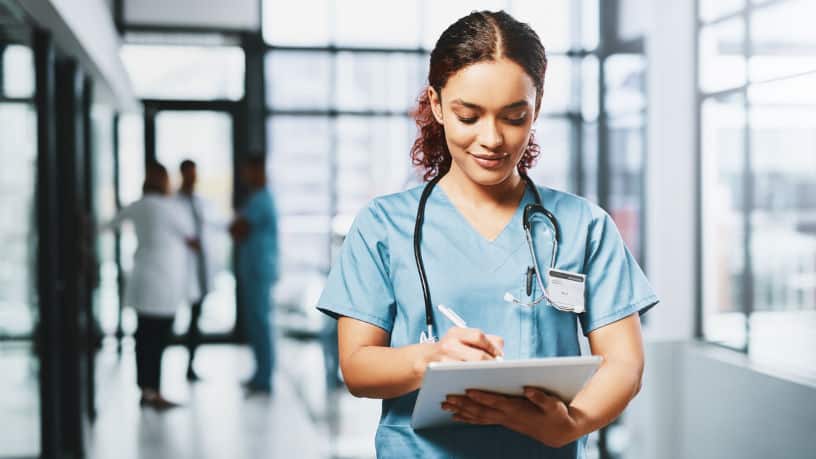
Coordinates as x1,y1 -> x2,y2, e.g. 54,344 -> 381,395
414,172 -> 565,344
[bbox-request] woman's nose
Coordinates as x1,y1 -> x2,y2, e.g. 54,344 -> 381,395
478,120 -> 504,150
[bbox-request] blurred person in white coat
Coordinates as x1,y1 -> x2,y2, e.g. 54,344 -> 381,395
175,159 -> 224,381
101,162 -> 196,409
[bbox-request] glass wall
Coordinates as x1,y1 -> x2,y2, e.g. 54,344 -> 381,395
605,55 -> 647,260
0,96 -> 37,338
698,0 -> 816,377
701,93 -> 748,349
92,105 -> 119,339
0,35 -> 40,457
263,0 -> 625,309
116,113 -> 145,336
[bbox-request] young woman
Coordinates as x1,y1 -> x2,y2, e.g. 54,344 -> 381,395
317,11 -> 658,458
102,162 -> 195,409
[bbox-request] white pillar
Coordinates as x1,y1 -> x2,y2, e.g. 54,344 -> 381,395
627,2 -> 697,458
644,0 -> 697,342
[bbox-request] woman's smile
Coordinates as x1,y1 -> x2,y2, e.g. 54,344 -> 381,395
468,151 -> 510,170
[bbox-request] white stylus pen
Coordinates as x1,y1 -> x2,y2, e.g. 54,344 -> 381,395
437,304 -> 503,360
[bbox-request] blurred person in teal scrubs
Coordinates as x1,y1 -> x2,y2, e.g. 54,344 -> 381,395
317,11 -> 658,458
230,155 -> 279,394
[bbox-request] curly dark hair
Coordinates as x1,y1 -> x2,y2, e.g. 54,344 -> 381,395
410,10 -> 547,181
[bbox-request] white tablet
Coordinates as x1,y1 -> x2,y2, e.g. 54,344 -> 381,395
411,355 -> 602,429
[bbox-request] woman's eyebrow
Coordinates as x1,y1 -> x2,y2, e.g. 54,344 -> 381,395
450,99 -> 529,110
502,100 -> 530,110
450,99 -> 482,109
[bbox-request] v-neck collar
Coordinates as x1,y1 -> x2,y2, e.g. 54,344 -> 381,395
434,184 -> 532,250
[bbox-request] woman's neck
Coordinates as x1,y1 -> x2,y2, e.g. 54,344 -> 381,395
439,163 -> 526,210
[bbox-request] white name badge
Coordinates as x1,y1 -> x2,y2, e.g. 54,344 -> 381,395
546,268 -> 586,313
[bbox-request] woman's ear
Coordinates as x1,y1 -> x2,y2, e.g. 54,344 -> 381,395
428,86 -> 444,125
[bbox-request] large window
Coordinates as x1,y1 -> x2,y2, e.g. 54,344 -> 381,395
0,38 -> 40,458
116,113 -> 145,336
2,43 -> 35,98
605,54 -> 647,260
92,105 -> 119,338
698,0 -> 816,377
121,44 -> 245,101
262,0 -> 652,302
0,96 -> 37,339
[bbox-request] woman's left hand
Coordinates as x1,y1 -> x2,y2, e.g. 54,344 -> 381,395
441,387 -> 583,448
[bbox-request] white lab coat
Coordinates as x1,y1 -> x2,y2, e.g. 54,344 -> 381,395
174,193 -> 227,302
101,194 -> 194,317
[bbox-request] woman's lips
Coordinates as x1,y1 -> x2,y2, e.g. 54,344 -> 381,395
469,152 -> 509,170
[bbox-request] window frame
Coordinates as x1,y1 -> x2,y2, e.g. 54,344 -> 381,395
695,0 -> 816,371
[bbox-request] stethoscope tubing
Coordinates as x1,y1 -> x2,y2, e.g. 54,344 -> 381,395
413,172 -> 560,342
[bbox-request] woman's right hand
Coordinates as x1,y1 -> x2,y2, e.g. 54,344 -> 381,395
417,328 -> 504,375
338,318 -> 505,399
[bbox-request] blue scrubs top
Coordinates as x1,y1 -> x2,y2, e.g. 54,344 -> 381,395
317,184 -> 658,459
238,187 -> 279,283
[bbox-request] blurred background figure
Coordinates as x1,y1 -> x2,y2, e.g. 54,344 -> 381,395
100,162 -> 195,409
176,158 -> 221,382
231,155 -> 280,395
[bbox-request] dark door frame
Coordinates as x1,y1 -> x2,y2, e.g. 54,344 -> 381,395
55,56 -> 92,459
34,27 -> 61,459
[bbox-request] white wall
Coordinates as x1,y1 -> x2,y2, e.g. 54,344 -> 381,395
626,341 -> 686,459
629,342 -> 816,459
617,0 -> 652,42
19,0 -> 137,111
124,0 -> 260,30
681,343 -> 816,459
644,0 -> 697,341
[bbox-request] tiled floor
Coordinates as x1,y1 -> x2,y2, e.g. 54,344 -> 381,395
2,331 -> 626,459
0,342 -> 40,458
87,337 -> 380,459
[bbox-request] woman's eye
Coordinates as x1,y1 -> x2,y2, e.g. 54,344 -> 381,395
506,115 -> 527,125
457,116 -> 478,124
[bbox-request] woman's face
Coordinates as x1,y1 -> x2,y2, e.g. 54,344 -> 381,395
430,57 -> 538,187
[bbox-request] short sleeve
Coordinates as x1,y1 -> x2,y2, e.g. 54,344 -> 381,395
579,211 -> 659,335
242,192 -> 271,226
317,203 -> 396,332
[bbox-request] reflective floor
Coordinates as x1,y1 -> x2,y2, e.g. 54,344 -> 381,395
0,341 -> 40,458
89,337 -> 380,459
3,328 -> 658,458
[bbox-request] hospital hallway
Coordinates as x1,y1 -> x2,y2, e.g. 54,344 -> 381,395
3,335 -> 383,459
3,0 -> 816,458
